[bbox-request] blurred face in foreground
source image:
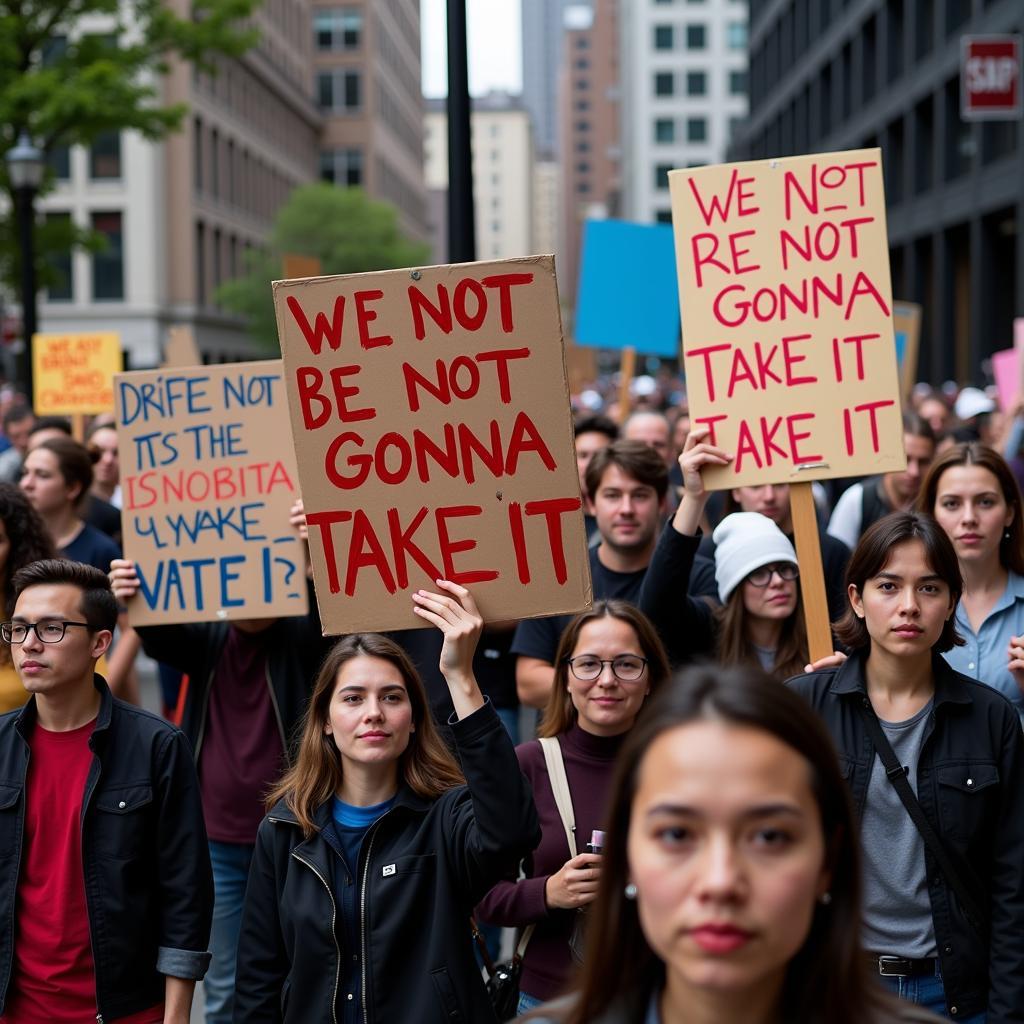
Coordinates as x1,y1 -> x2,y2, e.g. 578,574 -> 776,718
627,721 -> 829,1005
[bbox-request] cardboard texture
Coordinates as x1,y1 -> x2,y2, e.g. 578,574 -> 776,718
33,331 -> 123,415
669,149 -> 906,489
114,360 -> 308,626
273,255 -> 592,635
163,326 -> 202,368
893,302 -> 922,400
575,219 -> 680,357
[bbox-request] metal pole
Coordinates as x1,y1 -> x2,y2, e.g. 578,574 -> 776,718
15,186 -> 37,402
446,0 -> 476,263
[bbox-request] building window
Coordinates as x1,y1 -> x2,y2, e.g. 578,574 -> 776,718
687,117 -> 708,141
577,161 -> 591,174
91,211 -> 124,301
654,163 -> 672,189
729,69 -> 747,95
654,25 -> 674,49
726,21 -> 746,49
317,70 -> 361,112
193,117 -> 203,191
210,127 -> 219,199
576,140 -> 591,152
575,120 -> 591,132
314,8 -> 362,50
654,117 -> 675,142
196,221 -> 205,306
655,209 -> 673,223
48,145 -> 70,180
686,24 -> 707,49
575,57 -> 590,69
90,132 -> 121,179
44,212 -> 73,301
320,148 -> 363,186
687,70 -> 707,95
654,72 -> 675,96
576,99 -> 590,111
577,182 -> 591,194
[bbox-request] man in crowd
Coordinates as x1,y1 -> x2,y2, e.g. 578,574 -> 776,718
513,439 -> 717,708
573,414 -> 618,543
0,404 -> 34,483
623,410 -> 673,468
109,502 -> 329,1024
0,559 -> 212,1022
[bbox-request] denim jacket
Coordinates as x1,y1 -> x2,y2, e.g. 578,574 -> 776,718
0,676 -> 214,1021
789,653 -> 1024,1022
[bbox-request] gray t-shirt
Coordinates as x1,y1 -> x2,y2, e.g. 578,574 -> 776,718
861,699 -> 937,958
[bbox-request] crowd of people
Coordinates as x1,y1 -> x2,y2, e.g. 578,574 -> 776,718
0,373 -> 1022,1024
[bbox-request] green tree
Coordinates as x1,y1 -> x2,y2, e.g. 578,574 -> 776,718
217,183 -> 432,349
0,0 -> 258,291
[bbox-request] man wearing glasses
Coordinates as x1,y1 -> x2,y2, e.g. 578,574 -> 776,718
0,559 -> 212,1024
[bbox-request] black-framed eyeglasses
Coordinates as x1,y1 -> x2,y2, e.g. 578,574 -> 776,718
565,655 -> 648,682
1,620 -> 93,644
747,563 -> 800,587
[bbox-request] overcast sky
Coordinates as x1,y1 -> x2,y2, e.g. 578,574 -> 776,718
420,0 -> 522,98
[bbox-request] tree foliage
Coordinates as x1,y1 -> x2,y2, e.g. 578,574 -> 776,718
216,183 -> 432,350
0,0 -> 258,292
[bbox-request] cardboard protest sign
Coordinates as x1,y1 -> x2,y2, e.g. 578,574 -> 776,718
669,149 -> 905,489
575,220 -> 680,357
274,256 -> 591,635
893,301 -> 922,400
114,361 -> 308,626
163,326 -> 202,368
33,332 -> 123,415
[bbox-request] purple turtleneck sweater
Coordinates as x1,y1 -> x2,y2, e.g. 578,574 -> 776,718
475,722 -> 625,1001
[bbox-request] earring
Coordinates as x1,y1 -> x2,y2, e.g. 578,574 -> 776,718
624,883 -> 638,900
819,892 -> 832,906
1004,529 -> 1011,541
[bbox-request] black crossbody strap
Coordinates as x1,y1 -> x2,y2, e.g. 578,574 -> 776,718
856,698 -> 989,934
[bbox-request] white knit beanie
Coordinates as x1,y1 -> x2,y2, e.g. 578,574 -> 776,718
712,512 -> 798,603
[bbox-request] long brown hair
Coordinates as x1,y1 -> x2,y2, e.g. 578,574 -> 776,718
266,633 -> 464,837
538,601 -> 670,738
715,585 -> 809,680
917,441 -> 1024,575
547,665 -> 888,1024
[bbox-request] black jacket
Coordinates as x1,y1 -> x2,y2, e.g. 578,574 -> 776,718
233,700 -> 541,1024
788,654 -> 1024,1022
0,676 -> 214,1021
135,585 -> 329,761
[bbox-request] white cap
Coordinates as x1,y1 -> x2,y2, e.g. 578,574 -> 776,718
954,387 -> 995,421
713,512 -> 798,603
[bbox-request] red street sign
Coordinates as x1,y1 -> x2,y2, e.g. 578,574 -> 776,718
961,35 -> 1022,120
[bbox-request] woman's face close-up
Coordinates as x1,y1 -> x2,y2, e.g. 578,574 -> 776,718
932,464 -> 1013,568
626,720 -> 829,1000
849,539 -> 954,658
741,564 -> 798,622
19,449 -> 74,516
324,654 -> 414,771
567,616 -> 650,737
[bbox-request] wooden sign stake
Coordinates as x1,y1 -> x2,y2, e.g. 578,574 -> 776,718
617,345 -> 636,424
790,481 -> 833,663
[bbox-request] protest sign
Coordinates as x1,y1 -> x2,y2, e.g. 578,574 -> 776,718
992,348 -> 1018,412
163,325 -> 202,368
114,360 -> 308,626
33,332 -> 123,415
575,220 -> 680,357
274,256 -> 591,634
893,301 -> 921,400
669,149 -> 905,490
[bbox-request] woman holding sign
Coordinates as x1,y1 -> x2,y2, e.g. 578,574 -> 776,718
638,427 -> 809,678
789,512 -> 1024,1021
917,442 -> 1024,723
232,580 -> 539,1024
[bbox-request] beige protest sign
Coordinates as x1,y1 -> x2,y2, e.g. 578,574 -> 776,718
274,255 -> 592,635
893,301 -> 922,401
114,360 -> 308,626
33,331 -> 123,414
669,149 -> 906,488
163,325 -> 202,368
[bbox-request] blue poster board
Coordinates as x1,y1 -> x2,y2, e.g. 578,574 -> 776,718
574,219 -> 680,358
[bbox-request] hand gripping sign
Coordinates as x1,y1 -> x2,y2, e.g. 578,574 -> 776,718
273,256 -> 593,635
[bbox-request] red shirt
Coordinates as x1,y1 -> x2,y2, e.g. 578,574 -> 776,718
2,719 -> 163,1024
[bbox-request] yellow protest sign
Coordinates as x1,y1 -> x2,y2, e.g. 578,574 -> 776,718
33,332 -> 123,415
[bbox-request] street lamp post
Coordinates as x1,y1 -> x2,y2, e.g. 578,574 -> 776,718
6,132 -> 45,402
